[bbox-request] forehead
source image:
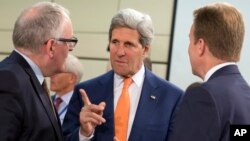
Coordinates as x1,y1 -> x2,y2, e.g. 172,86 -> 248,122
61,21 -> 73,37
111,27 -> 140,40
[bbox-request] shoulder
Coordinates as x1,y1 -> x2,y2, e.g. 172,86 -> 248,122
142,71 -> 184,107
183,84 -> 215,106
77,70 -> 114,88
145,70 -> 184,95
0,52 -> 29,79
0,64 -> 28,90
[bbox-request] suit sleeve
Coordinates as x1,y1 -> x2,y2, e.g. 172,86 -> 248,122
0,71 -> 23,141
167,87 -> 221,141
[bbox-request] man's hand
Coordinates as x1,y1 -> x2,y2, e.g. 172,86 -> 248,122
79,89 -> 106,137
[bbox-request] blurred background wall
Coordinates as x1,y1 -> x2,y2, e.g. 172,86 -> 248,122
1,0 -> 249,90
0,0 -> 173,84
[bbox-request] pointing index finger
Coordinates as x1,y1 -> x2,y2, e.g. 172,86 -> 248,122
79,89 -> 91,106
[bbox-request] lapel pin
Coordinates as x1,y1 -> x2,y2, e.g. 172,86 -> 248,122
150,95 -> 156,100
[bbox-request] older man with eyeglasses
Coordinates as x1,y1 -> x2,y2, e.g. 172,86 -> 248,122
0,2 -> 77,141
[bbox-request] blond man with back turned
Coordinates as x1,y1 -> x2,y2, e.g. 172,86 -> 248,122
168,2 -> 250,141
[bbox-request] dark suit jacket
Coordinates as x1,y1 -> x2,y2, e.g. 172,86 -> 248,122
63,68 -> 183,141
0,51 -> 63,141
168,65 -> 250,141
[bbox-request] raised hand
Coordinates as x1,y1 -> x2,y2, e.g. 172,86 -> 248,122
79,89 -> 106,137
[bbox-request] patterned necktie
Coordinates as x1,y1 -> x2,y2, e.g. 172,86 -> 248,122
54,97 -> 63,112
115,77 -> 133,141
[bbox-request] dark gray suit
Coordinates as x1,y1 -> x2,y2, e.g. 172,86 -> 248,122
0,51 -> 63,141
168,65 -> 250,141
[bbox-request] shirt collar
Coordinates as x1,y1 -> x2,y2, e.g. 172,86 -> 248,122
114,65 -> 145,87
204,62 -> 236,82
55,90 -> 73,105
14,49 -> 44,84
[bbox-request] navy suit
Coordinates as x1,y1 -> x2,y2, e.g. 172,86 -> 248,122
168,65 -> 250,141
63,68 -> 183,141
0,51 -> 63,141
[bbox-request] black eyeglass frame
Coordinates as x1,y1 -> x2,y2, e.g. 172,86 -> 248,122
56,36 -> 78,48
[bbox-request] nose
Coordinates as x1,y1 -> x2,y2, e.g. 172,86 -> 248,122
116,45 -> 126,56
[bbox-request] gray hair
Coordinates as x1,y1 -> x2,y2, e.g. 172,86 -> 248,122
12,1 -> 71,53
109,8 -> 154,47
64,54 -> 84,84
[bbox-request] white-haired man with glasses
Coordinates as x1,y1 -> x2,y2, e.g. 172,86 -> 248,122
0,2 -> 77,141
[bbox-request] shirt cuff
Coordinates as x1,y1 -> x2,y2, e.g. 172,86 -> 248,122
79,130 -> 94,141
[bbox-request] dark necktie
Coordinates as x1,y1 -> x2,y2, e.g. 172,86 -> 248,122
42,80 -> 50,95
42,80 -> 57,118
54,97 -> 63,112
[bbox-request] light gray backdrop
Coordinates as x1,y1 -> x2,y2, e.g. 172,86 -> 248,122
169,0 -> 250,90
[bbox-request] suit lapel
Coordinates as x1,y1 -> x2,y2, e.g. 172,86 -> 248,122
9,51 -> 63,140
99,71 -> 115,139
129,70 -> 161,140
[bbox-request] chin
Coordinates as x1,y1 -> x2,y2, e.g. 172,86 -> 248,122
53,68 -> 63,76
113,70 -> 127,77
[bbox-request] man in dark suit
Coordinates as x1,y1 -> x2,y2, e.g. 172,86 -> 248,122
63,8 -> 183,141
168,2 -> 250,141
0,2 -> 77,141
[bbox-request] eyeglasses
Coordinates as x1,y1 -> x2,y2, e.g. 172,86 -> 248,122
56,37 -> 78,48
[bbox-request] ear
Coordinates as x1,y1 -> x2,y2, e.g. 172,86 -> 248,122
69,73 -> 77,84
44,39 -> 55,58
143,46 -> 150,56
197,38 -> 206,57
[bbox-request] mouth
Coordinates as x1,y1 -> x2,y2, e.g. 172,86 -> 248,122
115,59 -> 126,64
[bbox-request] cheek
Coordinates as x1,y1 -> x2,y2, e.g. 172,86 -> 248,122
188,45 -> 194,63
63,52 -> 68,62
188,47 -> 190,56
51,78 -> 60,86
109,52 -> 115,66
55,50 -> 67,63
109,48 -> 116,58
188,42 -> 192,53
60,47 -> 69,58
53,74 -> 65,82
52,78 -> 65,89
58,51 -> 68,68
188,43 -> 195,57
109,50 -> 114,58
130,52 -> 143,67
